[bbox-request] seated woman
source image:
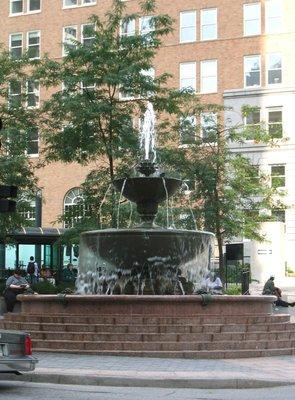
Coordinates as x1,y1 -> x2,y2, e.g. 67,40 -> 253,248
4,269 -> 30,312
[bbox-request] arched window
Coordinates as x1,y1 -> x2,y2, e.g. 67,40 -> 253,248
63,187 -> 85,228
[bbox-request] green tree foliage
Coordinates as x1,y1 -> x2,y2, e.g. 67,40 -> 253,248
34,0 -> 182,231
160,102 -> 285,278
0,49 -> 39,240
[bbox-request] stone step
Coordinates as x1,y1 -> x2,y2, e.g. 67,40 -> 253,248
29,330 -> 295,342
31,347 -> 295,359
2,321 -> 294,334
4,313 -> 290,325
31,338 -> 295,352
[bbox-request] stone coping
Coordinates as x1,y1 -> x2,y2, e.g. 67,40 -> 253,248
18,294 -> 276,303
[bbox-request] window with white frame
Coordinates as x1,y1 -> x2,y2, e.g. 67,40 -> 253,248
81,80 -> 95,92
10,0 -> 23,14
27,127 -> 39,156
244,55 -> 260,87
19,199 -> 36,222
268,108 -> 283,138
63,0 -> 78,7
28,0 -> 41,12
180,11 -> 196,43
64,188 -> 86,228
244,108 -> 260,140
243,3 -> 261,36
267,53 -> 282,85
27,31 -> 40,59
201,9 -> 217,41
120,19 -> 135,36
140,16 -> 154,35
9,81 -> 22,107
81,24 -> 95,47
63,26 -> 78,55
179,116 -> 196,145
82,0 -> 96,4
63,0 -> 96,6
10,33 -> 23,58
200,59 -> 217,93
27,80 -> 40,108
179,62 -> 196,91
265,0 -> 283,34
271,165 -> 285,188
201,113 -> 217,141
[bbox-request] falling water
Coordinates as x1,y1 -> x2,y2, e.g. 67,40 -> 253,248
127,201 -> 133,228
139,102 -> 156,162
162,177 -> 169,228
98,183 -> 112,229
116,178 -> 127,229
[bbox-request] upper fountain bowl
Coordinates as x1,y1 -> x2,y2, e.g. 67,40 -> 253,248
113,176 -> 182,204
113,176 -> 182,226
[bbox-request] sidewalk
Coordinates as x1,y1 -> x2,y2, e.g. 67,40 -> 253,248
5,352 -> 295,389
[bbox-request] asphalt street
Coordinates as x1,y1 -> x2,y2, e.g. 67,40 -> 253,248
1,381 -> 295,400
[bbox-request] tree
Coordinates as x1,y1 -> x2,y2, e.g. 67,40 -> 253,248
160,103 -> 285,279
0,49 -> 39,240
34,0 -> 183,232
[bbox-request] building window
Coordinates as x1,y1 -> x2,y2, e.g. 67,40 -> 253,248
268,108 -> 283,138
271,165 -> 285,188
64,188 -> 86,228
271,209 -> 285,222
243,3 -> 261,36
265,0 -> 283,34
244,55 -> 260,87
179,116 -> 196,145
201,8 -> 217,41
244,109 -> 260,140
82,0 -> 96,4
267,53 -> 282,85
201,113 -> 217,141
27,31 -> 40,59
28,0 -> 41,12
245,109 -> 260,127
63,0 -> 78,7
120,19 -> 135,37
140,16 -> 154,35
9,81 -> 22,107
19,200 -> 36,222
200,59 -> 217,93
180,11 -> 196,43
10,33 -> 23,58
81,24 -> 95,47
10,0 -> 23,14
27,80 -> 40,108
179,62 -> 196,92
27,127 -> 39,156
63,26 -> 78,56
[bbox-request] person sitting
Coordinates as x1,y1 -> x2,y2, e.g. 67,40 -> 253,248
202,272 -> 223,294
262,276 -> 295,307
4,269 -> 30,312
62,263 -> 77,283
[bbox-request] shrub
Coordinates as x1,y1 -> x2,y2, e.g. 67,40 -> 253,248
32,280 -> 58,294
55,282 -> 76,294
224,285 -> 242,295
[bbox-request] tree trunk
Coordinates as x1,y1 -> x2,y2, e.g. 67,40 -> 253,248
216,232 -> 225,282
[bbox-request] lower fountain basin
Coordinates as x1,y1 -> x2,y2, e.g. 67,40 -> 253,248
77,228 -> 214,295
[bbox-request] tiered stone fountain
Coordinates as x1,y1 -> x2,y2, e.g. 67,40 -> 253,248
4,103 -> 293,359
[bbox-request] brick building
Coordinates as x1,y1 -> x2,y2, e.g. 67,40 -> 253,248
0,0 -> 294,282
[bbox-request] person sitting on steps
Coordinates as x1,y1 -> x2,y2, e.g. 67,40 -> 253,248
262,275 -> 295,307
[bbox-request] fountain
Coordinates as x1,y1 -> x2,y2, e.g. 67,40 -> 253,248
11,103 -> 286,359
76,103 -> 214,295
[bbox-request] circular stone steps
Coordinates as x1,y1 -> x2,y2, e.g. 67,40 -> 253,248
1,312 -> 295,359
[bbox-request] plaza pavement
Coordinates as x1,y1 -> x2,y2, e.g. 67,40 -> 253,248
4,352 -> 295,389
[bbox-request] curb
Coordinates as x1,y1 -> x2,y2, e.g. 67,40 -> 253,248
4,372 -> 295,389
